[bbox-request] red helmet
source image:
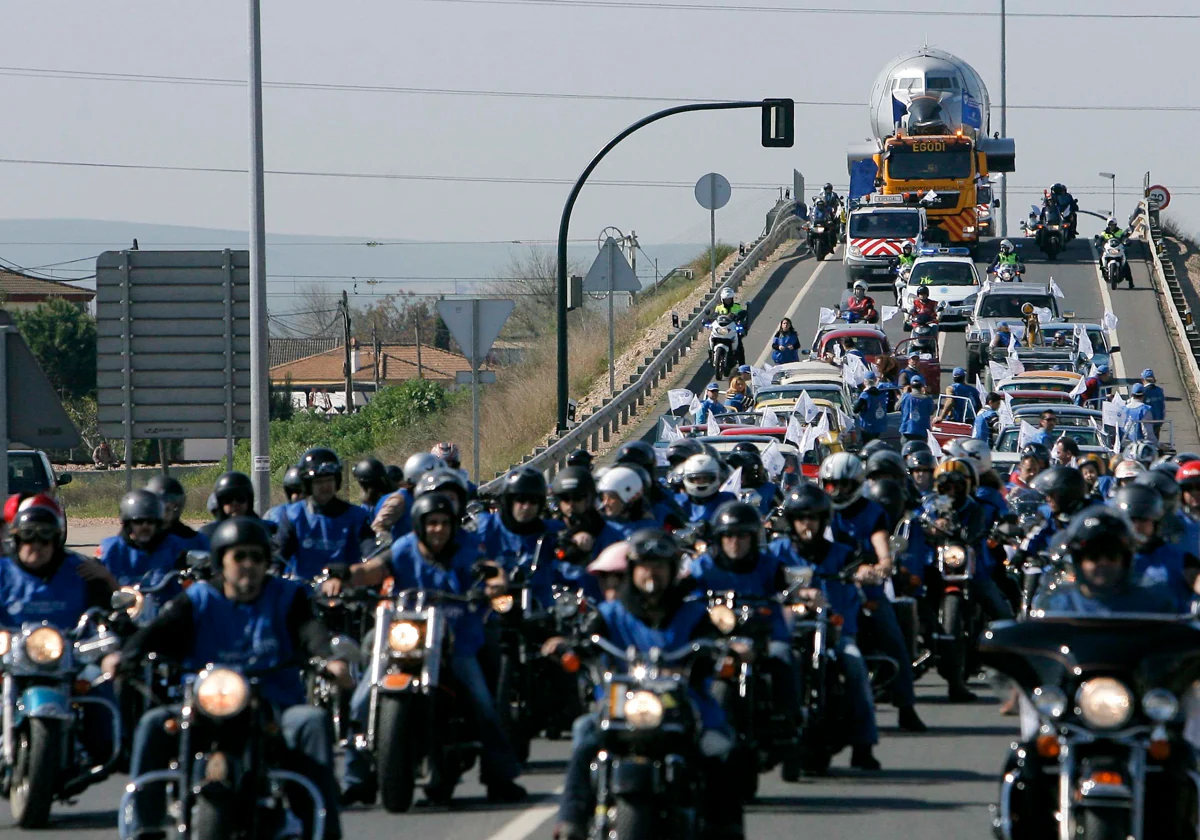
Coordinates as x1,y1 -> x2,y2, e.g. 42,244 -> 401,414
1176,460 -> 1200,488
3,493 -> 31,525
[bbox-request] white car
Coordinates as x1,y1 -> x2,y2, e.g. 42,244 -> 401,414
898,251 -> 980,328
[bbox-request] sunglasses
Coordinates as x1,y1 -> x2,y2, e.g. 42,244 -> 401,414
511,495 -> 542,506
556,492 -> 590,503
228,548 -> 269,565
129,519 -> 158,527
16,524 -> 59,544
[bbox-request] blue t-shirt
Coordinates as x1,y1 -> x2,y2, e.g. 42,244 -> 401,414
899,393 -> 933,436
770,537 -> 860,637
0,552 -> 93,629
387,532 -> 486,657
278,499 -> 372,579
98,533 -> 191,588
676,491 -> 738,525
686,549 -> 788,641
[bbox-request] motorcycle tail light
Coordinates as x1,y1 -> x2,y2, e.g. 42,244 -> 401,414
560,652 -> 581,674
1089,770 -> 1123,786
162,718 -> 179,735
1149,740 -> 1171,761
74,679 -> 91,695
1035,733 -> 1060,758
382,673 -> 413,690
718,656 -> 737,679
830,614 -> 844,627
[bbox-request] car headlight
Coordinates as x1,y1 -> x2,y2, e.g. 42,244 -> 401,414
940,545 -> 967,569
848,245 -> 862,257
491,594 -> 514,614
1142,688 -> 1178,723
624,690 -> 664,729
195,667 -> 250,718
708,604 -> 737,635
25,627 -> 64,664
1032,685 -> 1067,719
1076,677 -> 1133,730
0,631 -> 11,657
388,621 -> 423,653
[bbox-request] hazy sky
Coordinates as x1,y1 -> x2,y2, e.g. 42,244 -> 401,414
1,0 -> 1197,251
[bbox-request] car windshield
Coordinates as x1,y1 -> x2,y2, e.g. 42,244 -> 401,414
1041,326 -> 1105,350
9,453 -> 49,495
755,388 -> 846,411
978,294 -> 1056,318
887,147 -> 973,180
849,213 -> 920,239
909,262 -> 977,286
999,380 -> 1075,394
1008,394 -> 1069,407
825,336 -> 886,357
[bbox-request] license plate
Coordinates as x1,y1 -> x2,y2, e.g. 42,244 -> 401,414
872,268 -> 891,274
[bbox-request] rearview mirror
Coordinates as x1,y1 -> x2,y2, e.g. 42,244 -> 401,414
1062,310 -> 1075,320
994,199 -> 1001,208
55,473 -> 72,487
1019,221 -> 1027,230
186,550 -> 212,570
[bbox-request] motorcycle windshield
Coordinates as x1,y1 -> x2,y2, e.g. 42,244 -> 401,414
979,616 -> 1200,696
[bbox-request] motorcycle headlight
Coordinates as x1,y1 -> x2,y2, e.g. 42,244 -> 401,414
120,586 -> 145,620
195,667 -> 250,718
490,594 -> 514,614
708,604 -> 737,635
0,631 -> 11,657
388,621 -> 423,653
1142,688 -> 1179,723
1076,677 -> 1133,730
624,690 -> 664,729
940,545 -> 967,569
25,627 -> 64,664
1032,685 -> 1067,719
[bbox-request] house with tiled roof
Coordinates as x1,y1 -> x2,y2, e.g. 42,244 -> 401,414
268,336 -> 342,369
0,269 -> 94,311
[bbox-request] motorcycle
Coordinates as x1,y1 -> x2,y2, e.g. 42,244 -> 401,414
307,587 -> 372,747
118,663 -> 328,840
988,264 -> 1025,283
1096,235 -> 1132,290
705,314 -> 742,380
0,617 -> 122,827
581,635 -> 718,840
807,217 -> 838,261
906,304 -> 944,355
982,616 -> 1200,840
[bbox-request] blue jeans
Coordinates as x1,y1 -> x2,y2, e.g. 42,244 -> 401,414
343,654 -> 521,790
858,595 -> 916,708
838,635 -> 878,746
128,703 -> 341,839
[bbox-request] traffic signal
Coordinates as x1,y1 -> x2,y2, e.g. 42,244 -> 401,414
762,99 -> 795,148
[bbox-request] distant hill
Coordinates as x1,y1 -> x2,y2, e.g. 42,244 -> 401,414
0,218 -> 706,315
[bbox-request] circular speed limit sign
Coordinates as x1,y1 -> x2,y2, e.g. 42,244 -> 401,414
1148,184 -> 1171,210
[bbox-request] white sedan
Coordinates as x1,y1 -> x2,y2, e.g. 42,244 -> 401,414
899,251 -> 981,328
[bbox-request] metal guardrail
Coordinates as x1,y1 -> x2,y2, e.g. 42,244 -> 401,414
1141,199 -> 1200,400
479,203 -> 804,493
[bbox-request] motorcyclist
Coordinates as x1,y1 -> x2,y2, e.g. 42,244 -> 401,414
431,441 -> 479,499
1111,484 -> 1199,612
472,467 -> 566,605
723,449 -> 780,517
713,287 -> 748,367
548,528 -> 742,840
776,485 -> 896,755
352,456 -> 393,515
110,516 -> 353,839
596,466 -> 658,537
144,475 -> 204,550
846,280 -> 878,323
676,452 -> 737,524
265,465 -> 306,524
936,367 -> 982,423
550,466 -> 626,563
275,447 -> 374,579
989,239 -> 1023,276
1098,216 -> 1125,243
615,440 -> 686,529
1079,453 -> 1116,501
906,449 -> 937,498
1048,183 -> 1078,236
863,449 -> 919,524
820,453 -> 923,730
1021,465 -> 1091,561
898,240 -> 917,270
819,182 -> 841,214
199,471 -> 265,541
328,492 -> 527,806
1178,460 -> 1200,522
665,438 -> 704,493
97,489 -> 191,588
910,285 -> 938,324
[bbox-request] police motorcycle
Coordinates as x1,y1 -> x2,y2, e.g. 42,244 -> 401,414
117,661 -> 330,840
1030,202 -> 1068,261
982,616 -> 1200,840
988,263 -> 1025,283
579,634 -> 721,840
704,314 -> 742,380
0,616 -> 122,827
491,536 -> 594,763
1096,233 -> 1132,290
806,206 -> 839,262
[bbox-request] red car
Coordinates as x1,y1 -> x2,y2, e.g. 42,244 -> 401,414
813,329 -> 942,393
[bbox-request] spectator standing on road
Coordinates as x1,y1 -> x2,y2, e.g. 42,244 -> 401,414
1124,384 -> 1157,444
899,376 -> 933,445
854,372 -> 889,444
1141,369 -> 1166,438
1030,410 -> 1059,447
973,392 -> 1002,444
771,318 -> 801,365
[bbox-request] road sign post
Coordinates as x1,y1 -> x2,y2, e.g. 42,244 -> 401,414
436,298 -> 514,483
696,173 -> 732,290
584,238 -> 639,394
1148,185 -> 1171,211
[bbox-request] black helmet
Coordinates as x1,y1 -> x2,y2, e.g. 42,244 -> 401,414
905,449 -> 937,473
385,465 -> 404,489
11,505 -> 63,547
710,501 -> 761,538
901,439 -> 932,460
566,449 -> 594,468
615,441 -> 657,474
626,528 -> 681,577
1020,442 -> 1051,468
1065,507 -> 1134,566
864,477 -> 906,525
1051,182 -> 1066,194
724,450 -> 765,488
410,492 -> 460,548
781,484 -> 832,523
1171,451 -> 1200,466
859,439 -> 893,461
352,457 -> 389,491
299,447 -> 342,490
1028,466 -> 1087,515
213,471 -> 255,507
120,489 -> 164,524
502,467 -> 547,501
1112,484 -> 1165,523
414,468 -> 470,512
282,466 -> 305,495
551,466 -> 596,501
866,450 -> 906,483
823,182 -> 833,191
1136,469 -> 1180,513
666,438 -> 703,467
731,441 -> 761,454
145,475 -> 185,504
209,516 -> 272,563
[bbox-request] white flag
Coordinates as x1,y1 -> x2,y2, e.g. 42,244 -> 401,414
842,353 -> 869,388
818,307 -> 837,325
760,406 -> 781,428
1050,278 -> 1066,299
999,395 -> 1016,426
661,421 -> 683,442
689,394 -> 703,418
813,410 -> 831,440
1088,363 -> 1100,378
927,430 -> 943,458
1017,420 -> 1039,449
989,360 -> 1011,383
720,466 -> 743,495
785,415 -> 805,447
761,440 -> 786,479
749,365 -> 772,392
793,391 -> 818,422
975,375 -> 988,404
1008,328 -> 1018,352
1069,374 -> 1088,398
797,423 -> 818,455
1102,395 -> 1127,428
1009,354 -> 1026,375
1074,325 -> 1094,359
706,411 -> 721,437
655,448 -> 671,467
668,389 -> 694,411
1033,306 -> 1053,324
881,305 -> 901,323
837,408 -> 855,433
1102,310 -> 1119,333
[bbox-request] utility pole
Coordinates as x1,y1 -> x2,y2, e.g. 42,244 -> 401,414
372,324 -> 380,393
999,0 -> 1008,239
414,315 -> 424,379
247,0 -> 270,511
341,290 -> 353,412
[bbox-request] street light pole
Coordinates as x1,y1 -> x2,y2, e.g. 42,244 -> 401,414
1100,172 -> 1116,219
999,0 -> 1008,239
247,0 -> 270,512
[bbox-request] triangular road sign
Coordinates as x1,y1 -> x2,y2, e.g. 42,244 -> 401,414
1,321 -> 81,449
436,299 -> 515,366
583,238 -> 640,293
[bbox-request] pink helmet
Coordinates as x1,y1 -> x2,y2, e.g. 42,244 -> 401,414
587,541 -> 630,575
430,442 -> 461,466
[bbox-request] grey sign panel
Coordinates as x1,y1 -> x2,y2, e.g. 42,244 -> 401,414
695,173 -> 731,211
3,329 -> 81,449
583,239 -> 640,293
436,299 -> 515,366
96,249 -> 251,442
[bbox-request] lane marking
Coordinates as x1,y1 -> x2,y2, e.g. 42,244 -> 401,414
1088,239 -> 1129,388
486,786 -> 564,840
753,255 -> 833,367
937,328 -> 947,361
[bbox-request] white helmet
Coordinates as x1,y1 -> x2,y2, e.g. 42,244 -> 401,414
959,438 -> 993,474
1107,216 -> 1118,228
1113,459 -> 1146,482
681,453 -> 722,498
597,466 -> 644,504
942,439 -> 969,460
817,452 -> 865,509
587,540 -> 630,574
403,452 -> 444,485
852,279 -> 867,294
719,287 -> 735,303
999,239 -> 1014,254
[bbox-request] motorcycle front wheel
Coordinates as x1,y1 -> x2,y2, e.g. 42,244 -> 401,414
377,695 -> 417,813
612,794 -> 658,840
1079,807 -> 1131,840
713,346 -> 729,379
937,593 -> 967,691
1107,261 -> 1120,290
10,719 -> 59,828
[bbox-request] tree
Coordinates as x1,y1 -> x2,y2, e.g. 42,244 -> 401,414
489,247 -> 584,340
271,284 -> 341,338
13,298 -> 97,399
